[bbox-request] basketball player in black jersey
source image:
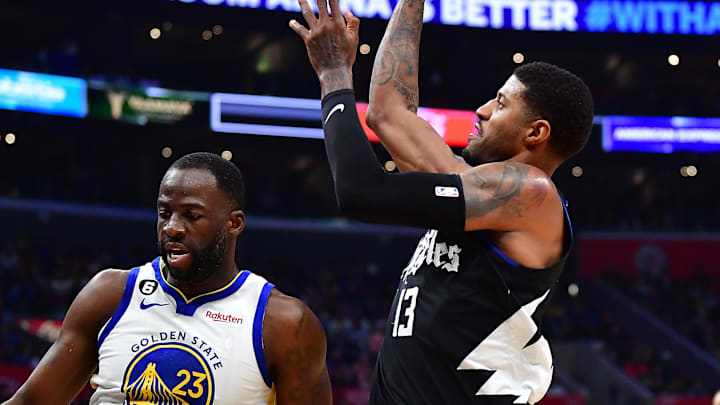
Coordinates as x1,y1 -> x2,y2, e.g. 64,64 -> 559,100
290,0 -> 593,403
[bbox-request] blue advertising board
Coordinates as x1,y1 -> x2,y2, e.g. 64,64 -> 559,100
602,116 -> 720,153
172,0 -> 720,35
0,69 -> 87,117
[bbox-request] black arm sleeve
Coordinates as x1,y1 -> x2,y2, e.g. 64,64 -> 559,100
321,89 -> 466,231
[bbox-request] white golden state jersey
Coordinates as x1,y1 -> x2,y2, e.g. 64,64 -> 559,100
90,257 -> 276,405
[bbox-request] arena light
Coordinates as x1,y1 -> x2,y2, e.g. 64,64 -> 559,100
212,25 -> 223,35
512,52 -> 524,64
668,54 -> 680,66
686,165 -> 698,177
571,166 -> 583,177
221,150 -> 233,160
161,146 -> 173,158
202,30 -> 213,40
568,283 -> 580,297
5,133 -> 16,145
359,44 -> 371,55
150,27 -> 161,39
384,160 -> 397,171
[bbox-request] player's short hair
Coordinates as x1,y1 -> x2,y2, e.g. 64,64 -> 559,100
513,62 -> 594,160
168,152 -> 245,210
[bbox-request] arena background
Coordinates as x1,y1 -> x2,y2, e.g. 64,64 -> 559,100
1,0 -> 720,403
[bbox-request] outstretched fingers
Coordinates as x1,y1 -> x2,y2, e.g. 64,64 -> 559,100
316,0 -> 329,20
296,0 -> 318,28
345,9 -> 359,37
328,0 -> 342,22
288,19 -> 310,39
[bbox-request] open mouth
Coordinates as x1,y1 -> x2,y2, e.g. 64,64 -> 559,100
470,122 -> 483,139
164,243 -> 192,268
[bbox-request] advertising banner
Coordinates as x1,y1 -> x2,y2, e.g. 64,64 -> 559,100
0,68 -> 87,117
88,85 -> 208,125
580,233 -> 720,279
210,92 -> 476,146
602,116 -> 720,153
172,0 -> 720,35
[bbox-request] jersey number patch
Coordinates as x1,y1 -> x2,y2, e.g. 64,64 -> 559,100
392,287 -> 419,337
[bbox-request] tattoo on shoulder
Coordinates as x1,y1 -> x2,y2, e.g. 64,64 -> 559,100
294,305 -> 307,338
465,163 -> 538,218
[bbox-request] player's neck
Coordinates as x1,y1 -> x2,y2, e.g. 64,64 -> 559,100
166,258 -> 241,300
508,152 -> 560,177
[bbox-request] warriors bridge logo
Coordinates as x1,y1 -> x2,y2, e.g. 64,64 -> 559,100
123,343 -> 215,405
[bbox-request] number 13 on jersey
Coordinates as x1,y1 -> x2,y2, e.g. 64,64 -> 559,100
392,286 -> 419,337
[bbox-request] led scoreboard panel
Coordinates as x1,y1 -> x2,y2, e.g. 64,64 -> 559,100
172,0 -> 720,35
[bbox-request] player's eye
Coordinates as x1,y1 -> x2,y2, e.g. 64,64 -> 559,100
158,210 -> 170,219
186,212 -> 202,221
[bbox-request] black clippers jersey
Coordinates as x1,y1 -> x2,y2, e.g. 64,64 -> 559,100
370,201 -> 573,405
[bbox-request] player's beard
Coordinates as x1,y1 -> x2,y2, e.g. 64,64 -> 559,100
158,228 -> 227,284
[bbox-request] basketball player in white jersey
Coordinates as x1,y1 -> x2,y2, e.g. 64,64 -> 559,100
2,152 -> 331,405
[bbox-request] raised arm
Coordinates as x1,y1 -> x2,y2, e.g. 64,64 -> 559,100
320,89 -> 554,233
263,291 -> 331,405
291,0 -> 556,233
2,270 -> 128,405
366,0 -> 467,174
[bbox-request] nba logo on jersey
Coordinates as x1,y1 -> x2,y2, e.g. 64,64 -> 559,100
122,342 -> 214,405
434,186 -> 459,198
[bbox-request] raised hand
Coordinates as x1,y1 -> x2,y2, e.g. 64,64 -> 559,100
289,0 -> 360,97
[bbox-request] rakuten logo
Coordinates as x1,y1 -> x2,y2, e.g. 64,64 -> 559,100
205,310 -> 242,324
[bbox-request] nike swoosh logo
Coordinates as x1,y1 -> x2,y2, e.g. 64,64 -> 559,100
140,298 -> 169,310
324,103 -> 345,125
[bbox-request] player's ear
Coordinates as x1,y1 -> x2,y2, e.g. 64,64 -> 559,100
228,210 -> 245,236
525,119 -> 551,147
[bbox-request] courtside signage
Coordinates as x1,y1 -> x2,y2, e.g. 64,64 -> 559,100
602,116 -> 720,153
210,92 -> 476,146
172,0 -> 720,35
0,69 -> 87,117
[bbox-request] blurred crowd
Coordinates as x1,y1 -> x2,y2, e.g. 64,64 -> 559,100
545,272 -> 717,396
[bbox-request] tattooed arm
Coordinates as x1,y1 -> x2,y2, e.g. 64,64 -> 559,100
264,290 -> 331,405
459,162 -> 554,231
366,0 -> 467,174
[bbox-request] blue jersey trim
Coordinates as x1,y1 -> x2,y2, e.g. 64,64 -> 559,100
253,282 -> 275,388
98,266 -> 140,349
486,240 -> 520,267
562,199 -> 574,240
152,257 -> 251,316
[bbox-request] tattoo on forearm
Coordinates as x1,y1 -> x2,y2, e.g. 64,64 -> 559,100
370,0 -> 424,108
466,164 -> 532,218
393,79 -> 418,105
372,51 -> 396,86
319,70 -> 353,98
